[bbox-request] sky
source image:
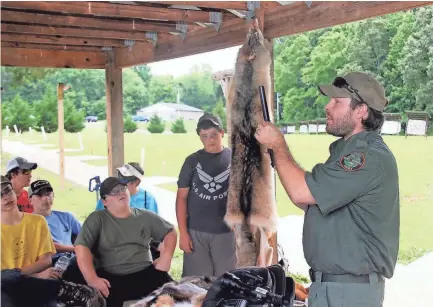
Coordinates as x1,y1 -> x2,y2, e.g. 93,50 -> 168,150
147,45 -> 241,78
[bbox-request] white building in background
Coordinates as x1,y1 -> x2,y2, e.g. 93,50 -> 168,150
136,102 -> 205,121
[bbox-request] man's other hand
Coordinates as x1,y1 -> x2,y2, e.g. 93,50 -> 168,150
254,122 -> 285,150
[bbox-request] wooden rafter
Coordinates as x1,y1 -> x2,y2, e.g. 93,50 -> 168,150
0,10 -> 181,33
1,23 -> 171,41
0,1 -> 231,23
116,0 -> 432,68
154,1 -> 248,10
1,33 -> 130,47
1,42 -> 111,52
1,47 -> 107,69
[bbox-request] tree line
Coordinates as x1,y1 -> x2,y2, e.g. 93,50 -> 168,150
1,6 -> 432,134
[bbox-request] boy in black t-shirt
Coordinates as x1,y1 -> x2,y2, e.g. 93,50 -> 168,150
176,114 -> 236,277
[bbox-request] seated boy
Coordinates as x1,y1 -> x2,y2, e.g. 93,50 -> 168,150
75,177 -> 177,307
1,176 -> 105,307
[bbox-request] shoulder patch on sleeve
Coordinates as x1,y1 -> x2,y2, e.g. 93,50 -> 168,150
340,151 -> 365,171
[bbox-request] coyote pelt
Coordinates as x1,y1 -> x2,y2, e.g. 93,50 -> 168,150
130,276 -> 216,307
224,21 -> 278,268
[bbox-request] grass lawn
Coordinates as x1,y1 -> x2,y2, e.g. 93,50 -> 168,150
3,124 -> 433,264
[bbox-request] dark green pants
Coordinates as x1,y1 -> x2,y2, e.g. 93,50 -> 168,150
308,271 -> 385,307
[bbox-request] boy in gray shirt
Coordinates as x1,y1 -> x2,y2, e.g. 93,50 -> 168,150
176,113 -> 236,277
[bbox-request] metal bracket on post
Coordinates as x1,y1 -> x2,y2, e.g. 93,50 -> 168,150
145,31 -> 158,47
176,21 -> 188,41
246,1 -> 260,20
305,1 -> 312,8
124,39 -> 135,51
209,11 -> 222,32
101,46 -> 113,52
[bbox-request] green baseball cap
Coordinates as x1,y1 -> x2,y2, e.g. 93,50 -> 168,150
318,72 -> 388,112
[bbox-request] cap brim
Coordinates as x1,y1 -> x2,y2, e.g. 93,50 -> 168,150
31,186 -> 53,197
318,84 -> 352,98
116,165 -> 143,179
19,162 -> 38,170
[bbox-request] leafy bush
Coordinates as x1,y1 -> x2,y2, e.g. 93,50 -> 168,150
33,89 -> 59,133
124,116 -> 138,133
171,118 -> 187,133
147,115 -> 165,133
2,95 -> 36,131
64,99 -> 85,133
212,100 -> 227,130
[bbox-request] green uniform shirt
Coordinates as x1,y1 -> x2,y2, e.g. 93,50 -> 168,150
304,131 -> 400,278
74,208 -> 173,275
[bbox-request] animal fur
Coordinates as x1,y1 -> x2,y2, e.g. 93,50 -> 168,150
130,276 -> 216,307
224,18 -> 278,268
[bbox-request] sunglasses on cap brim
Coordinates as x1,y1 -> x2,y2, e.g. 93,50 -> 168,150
332,77 -> 367,105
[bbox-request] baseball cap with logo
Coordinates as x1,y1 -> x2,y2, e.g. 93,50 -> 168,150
318,72 -> 389,112
99,177 -> 127,199
117,162 -> 144,182
28,180 -> 53,197
6,157 -> 38,173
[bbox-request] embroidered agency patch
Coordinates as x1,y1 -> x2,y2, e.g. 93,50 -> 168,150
340,151 -> 365,171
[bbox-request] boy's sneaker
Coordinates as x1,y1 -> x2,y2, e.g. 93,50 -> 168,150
57,280 -> 106,307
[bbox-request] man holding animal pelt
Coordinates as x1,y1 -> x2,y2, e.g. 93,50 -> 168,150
74,177 -> 177,307
255,72 -> 399,307
176,113 -> 236,277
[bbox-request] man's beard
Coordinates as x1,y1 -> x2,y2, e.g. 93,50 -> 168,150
326,111 -> 355,137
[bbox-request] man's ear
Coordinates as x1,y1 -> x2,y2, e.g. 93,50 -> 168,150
356,103 -> 369,120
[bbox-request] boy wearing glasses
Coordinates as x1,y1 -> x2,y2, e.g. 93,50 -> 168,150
5,157 -> 38,213
75,177 -> 177,307
176,113 -> 236,277
254,72 -> 399,307
29,180 -> 82,258
1,176 -> 105,307
95,162 -> 159,214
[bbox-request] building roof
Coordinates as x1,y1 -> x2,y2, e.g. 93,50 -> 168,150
139,102 -> 204,113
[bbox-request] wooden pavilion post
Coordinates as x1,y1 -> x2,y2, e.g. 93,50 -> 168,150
105,50 -> 124,176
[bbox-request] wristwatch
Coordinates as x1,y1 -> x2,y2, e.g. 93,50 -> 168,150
12,268 -> 22,273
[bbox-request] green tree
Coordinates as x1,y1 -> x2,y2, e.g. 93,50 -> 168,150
147,115 -> 165,133
33,88 -> 58,133
212,99 -> 227,130
124,116 -> 138,133
123,68 -> 149,115
133,65 -> 152,85
64,97 -> 85,133
1,95 -> 36,131
148,76 -> 177,104
171,118 -> 187,133
400,7 -> 433,115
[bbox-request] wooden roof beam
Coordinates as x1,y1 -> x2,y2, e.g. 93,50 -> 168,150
0,10 -> 181,33
1,47 -> 107,69
1,23 -> 171,41
1,33 -> 135,47
115,0 -> 432,68
153,1 -> 248,10
1,41 -> 113,52
0,1 -> 232,23
263,1 -> 433,38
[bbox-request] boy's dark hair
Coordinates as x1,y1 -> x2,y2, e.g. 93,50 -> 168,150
6,168 -> 19,181
196,113 -> 223,135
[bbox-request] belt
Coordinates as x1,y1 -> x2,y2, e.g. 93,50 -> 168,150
309,268 -> 383,284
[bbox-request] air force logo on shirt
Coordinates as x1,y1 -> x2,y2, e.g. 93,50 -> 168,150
191,163 -> 230,201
